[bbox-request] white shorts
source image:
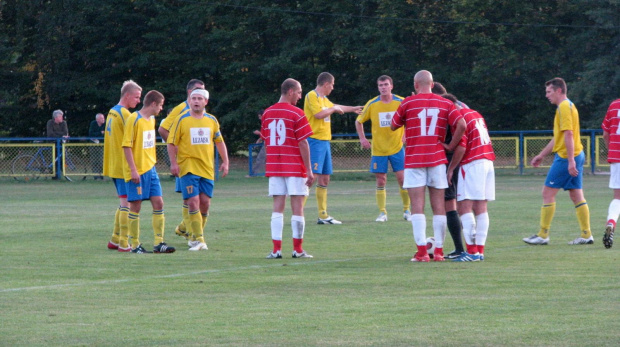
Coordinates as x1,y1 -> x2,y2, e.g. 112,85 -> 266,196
403,165 -> 448,189
457,159 -> 495,201
610,163 -> 620,189
268,176 -> 309,196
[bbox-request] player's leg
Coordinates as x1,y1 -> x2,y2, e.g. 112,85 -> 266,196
375,172 -> 388,221
604,166 -> 620,248
267,177 -> 286,258
524,156 -> 564,244
109,179 -> 130,251
174,177 -> 190,240
391,149 -> 410,220
457,199 -> 477,255
472,200 -> 489,258
290,177 -> 312,258
404,168 -> 429,262
428,165 -> 448,261
190,178 -> 214,251
566,152 -> 592,244
445,163 -> 464,257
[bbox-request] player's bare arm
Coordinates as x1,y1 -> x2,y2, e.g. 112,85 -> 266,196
355,120 -> 371,149
123,147 -> 140,184
166,143 -> 179,177
158,126 -> 169,142
564,130 -> 578,177
531,139 -> 555,167
216,141 -> 229,178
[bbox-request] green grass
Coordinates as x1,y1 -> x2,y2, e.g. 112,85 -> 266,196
1,173 -> 619,346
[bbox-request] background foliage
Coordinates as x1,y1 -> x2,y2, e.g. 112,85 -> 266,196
1,0 -> 619,149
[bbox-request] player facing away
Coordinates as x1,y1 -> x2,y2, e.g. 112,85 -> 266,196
262,79 -> 315,259
355,75 -> 411,222
601,97 -> 620,248
431,82 -> 466,258
122,91 -> 174,254
304,72 -> 363,225
166,88 -> 229,251
390,70 -> 466,262
104,80 -> 142,252
523,77 -> 593,246
444,94 -> 495,262
158,79 -> 205,242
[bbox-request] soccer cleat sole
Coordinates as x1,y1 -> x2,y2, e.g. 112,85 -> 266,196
603,225 -> 614,249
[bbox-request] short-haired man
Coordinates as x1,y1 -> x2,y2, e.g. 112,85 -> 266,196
167,88 -> 229,251
355,75 -> 410,222
46,110 -> 69,139
304,72 -> 362,224
158,79 -> 206,242
122,90 -> 175,254
601,97 -> 620,248
262,78 -> 315,259
523,77 -> 592,245
104,80 -> 142,252
391,70 -> 466,262
445,94 -> 495,262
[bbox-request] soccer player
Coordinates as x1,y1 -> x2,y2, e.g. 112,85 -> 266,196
444,94 -> 495,262
262,78 -> 315,259
166,88 -> 229,251
304,72 -> 363,225
601,97 -> 620,248
104,80 -> 142,252
122,90 -> 175,254
355,75 -> 410,222
431,82 -> 466,258
390,70 -> 466,262
523,77 -> 592,245
158,79 -> 205,242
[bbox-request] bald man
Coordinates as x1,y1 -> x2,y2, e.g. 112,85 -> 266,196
391,70 -> 466,262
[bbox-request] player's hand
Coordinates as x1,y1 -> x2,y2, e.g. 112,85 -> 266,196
352,106 -> 363,115
170,163 -> 179,177
360,139 -> 371,149
568,159 -> 578,177
219,161 -> 229,178
447,170 -> 454,186
306,171 -> 315,187
531,155 -> 543,168
333,106 -> 344,115
130,170 -> 140,184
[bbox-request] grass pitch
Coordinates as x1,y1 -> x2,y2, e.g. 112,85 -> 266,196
1,173 -> 618,346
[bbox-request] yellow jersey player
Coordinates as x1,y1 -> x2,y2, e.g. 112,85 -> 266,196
103,80 -> 142,252
304,72 -> 362,224
355,75 -> 410,222
167,88 -> 229,251
122,90 -> 174,254
158,79 -> 206,242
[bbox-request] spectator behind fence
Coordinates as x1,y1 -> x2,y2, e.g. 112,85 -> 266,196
47,110 -> 69,140
89,113 -> 106,180
248,109 -> 265,177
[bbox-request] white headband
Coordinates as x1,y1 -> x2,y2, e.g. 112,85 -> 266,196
190,89 -> 209,99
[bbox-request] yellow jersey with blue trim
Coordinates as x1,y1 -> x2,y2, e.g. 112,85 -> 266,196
160,101 -> 189,131
122,111 -> 157,181
356,94 -> 404,156
103,104 -> 132,178
552,99 -> 583,158
168,112 -> 224,180
304,89 -> 334,141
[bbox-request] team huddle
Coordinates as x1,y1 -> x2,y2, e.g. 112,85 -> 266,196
101,70 -> 617,261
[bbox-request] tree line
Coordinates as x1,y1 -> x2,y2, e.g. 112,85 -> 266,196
1,0 -> 619,152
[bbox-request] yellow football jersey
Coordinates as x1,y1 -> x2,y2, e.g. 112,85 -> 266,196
103,105 -> 132,178
169,112 -> 223,180
160,101 -> 189,132
304,89 -> 335,141
357,95 -> 404,156
122,112 -> 157,181
552,99 -> 583,158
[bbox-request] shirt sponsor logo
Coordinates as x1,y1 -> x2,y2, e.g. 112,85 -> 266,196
379,112 -> 395,127
190,127 -> 211,145
143,130 -> 155,149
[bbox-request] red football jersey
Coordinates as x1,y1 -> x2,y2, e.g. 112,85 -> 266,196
602,99 -> 620,163
460,109 -> 495,164
261,102 -> 313,177
391,93 -> 463,168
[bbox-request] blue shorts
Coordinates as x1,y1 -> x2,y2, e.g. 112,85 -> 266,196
370,147 -> 405,173
180,173 -> 214,199
126,167 -> 163,202
545,152 -> 585,190
113,178 -> 128,198
175,176 -> 182,193
308,138 -> 332,175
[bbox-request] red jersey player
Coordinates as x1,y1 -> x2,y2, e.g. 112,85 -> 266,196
262,78 -> 315,259
601,98 -> 620,248
391,70 -> 466,262
445,94 -> 496,261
